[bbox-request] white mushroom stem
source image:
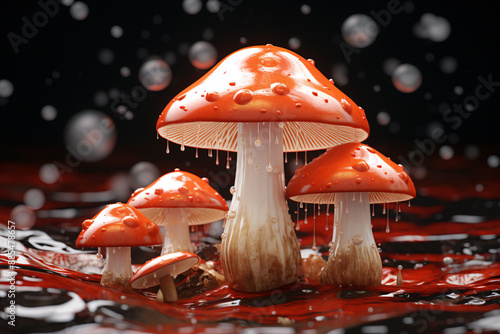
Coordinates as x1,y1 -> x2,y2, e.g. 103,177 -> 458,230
101,246 -> 133,287
158,275 -> 178,302
321,192 -> 382,286
160,209 -> 193,255
221,122 -> 301,292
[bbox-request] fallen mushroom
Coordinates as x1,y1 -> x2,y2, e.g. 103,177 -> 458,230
286,143 -> 415,286
76,203 -> 163,287
129,251 -> 200,302
156,45 -> 369,292
128,169 -> 228,254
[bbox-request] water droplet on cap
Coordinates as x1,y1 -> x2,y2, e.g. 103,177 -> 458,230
234,89 -> 253,105
271,83 -> 290,96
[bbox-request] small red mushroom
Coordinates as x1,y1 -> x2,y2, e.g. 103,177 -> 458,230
286,143 -> 415,287
128,170 -> 228,254
76,203 -> 163,287
156,45 -> 370,292
130,252 -> 200,302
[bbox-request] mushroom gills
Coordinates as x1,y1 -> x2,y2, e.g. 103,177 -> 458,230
321,192 -> 382,286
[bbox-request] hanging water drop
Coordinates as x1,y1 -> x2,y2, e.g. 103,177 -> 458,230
166,140 -> 170,154
195,147 -> 199,158
386,211 -> 390,233
230,186 -> 236,195
215,150 -> 219,165
382,203 -> 386,214
226,151 -> 230,169
397,265 -> 403,286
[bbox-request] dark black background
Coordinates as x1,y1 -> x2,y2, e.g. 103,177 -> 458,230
1,0 -> 499,166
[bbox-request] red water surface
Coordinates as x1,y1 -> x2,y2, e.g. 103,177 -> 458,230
1,155 -> 500,333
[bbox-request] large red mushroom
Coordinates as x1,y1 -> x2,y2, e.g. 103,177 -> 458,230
156,45 -> 369,292
128,169 -> 228,254
76,203 -> 163,287
286,143 -> 415,287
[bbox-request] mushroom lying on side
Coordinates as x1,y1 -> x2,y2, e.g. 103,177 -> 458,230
128,169 -> 228,254
130,251 -> 200,302
76,203 -> 163,287
286,143 -> 415,287
156,44 -> 370,292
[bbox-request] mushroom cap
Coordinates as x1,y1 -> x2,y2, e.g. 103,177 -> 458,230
127,169 -> 229,226
76,203 -> 163,248
129,252 -> 200,289
286,143 -> 416,204
156,44 -> 369,152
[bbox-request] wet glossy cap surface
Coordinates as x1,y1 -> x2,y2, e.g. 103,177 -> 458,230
130,252 -> 200,289
127,169 -> 228,226
157,44 -> 369,152
286,143 -> 416,204
76,203 -> 163,248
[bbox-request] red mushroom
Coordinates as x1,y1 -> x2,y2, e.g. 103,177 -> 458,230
128,169 -> 228,254
286,143 -> 415,287
130,252 -> 200,302
156,45 -> 369,292
76,203 -> 163,287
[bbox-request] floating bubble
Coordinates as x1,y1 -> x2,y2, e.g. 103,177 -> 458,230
341,14 -> 378,48
64,110 -> 117,162
70,2 -> 89,21
475,184 -> 484,192
376,111 -> 391,126
183,0 -> 202,15
383,58 -> 400,76
288,37 -> 301,50
454,86 -> 464,96
373,85 -> 381,92
98,48 -> 114,65
0,79 -> 14,98
332,63 -> 349,86
41,105 -> 57,121
189,41 -> 217,70
110,25 -> 123,38
439,145 -> 454,160
440,56 -> 458,74
139,58 -> 172,91
61,0 -> 74,5
392,64 -> 422,93
464,145 -> 480,160
109,172 -> 132,202
39,163 -> 60,184
300,4 -> 311,15
206,0 -> 220,13
152,14 -> 162,25
426,121 -> 444,139
413,166 -> 427,180
487,155 -> 500,168
202,28 -> 215,41
413,13 -> 451,42
129,162 -> 160,189
239,37 -> 247,45
93,90 -> 108,107
24,189 -> 46,210
10,205 -> 36,230
164,51 -> 177,66
443,257 -> 454,264
120,66 -> 130,77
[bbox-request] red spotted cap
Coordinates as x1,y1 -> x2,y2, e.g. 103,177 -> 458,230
130,252 -> 200,289
156,44 -> 369,152
286,143 -> 416,204
76,203 -> 163,248
128,169 -> 228,226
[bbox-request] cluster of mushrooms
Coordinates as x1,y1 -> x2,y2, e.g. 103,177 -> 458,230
76,45 -> 416,301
